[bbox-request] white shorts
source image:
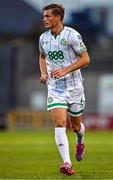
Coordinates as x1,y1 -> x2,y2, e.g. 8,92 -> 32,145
47,83 -> 85,117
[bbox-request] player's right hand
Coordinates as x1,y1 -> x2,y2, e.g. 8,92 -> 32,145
40,74 -> 47,84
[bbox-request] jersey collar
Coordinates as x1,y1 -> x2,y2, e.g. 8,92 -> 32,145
51,26 -> 65,39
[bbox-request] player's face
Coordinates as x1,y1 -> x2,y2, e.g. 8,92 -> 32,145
43,9 -> 60,29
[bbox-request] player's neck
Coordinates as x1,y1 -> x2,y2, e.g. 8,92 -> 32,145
51,23 -> 64,36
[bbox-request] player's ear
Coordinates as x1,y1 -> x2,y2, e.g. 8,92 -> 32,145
56,15 -> 61,21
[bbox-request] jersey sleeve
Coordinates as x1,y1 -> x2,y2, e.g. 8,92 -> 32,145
69,31 -> 87,55
39,34 -> 45,54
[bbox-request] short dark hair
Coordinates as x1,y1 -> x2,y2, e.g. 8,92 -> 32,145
42,4 -> 65,21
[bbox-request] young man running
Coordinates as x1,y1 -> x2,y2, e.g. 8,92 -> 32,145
39,3 -> 90,175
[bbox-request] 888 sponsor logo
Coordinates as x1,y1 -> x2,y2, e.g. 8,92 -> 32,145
47,51 -> 64,64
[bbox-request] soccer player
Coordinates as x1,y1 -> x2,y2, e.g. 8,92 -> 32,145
39,4 -> 90,175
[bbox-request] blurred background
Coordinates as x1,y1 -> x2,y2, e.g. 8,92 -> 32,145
0,0 -> 113,130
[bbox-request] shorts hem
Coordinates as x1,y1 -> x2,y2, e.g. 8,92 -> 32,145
68,109 -> 84,117
47,104 -> 68,111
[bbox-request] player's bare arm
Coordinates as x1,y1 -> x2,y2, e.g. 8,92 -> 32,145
51,51 -> 90,78
39,53 -> 47,84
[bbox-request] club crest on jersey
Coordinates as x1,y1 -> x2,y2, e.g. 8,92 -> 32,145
60,38 -> 67,46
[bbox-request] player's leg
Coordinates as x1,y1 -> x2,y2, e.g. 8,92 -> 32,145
69,114 -> 85,161
47,90 -> 75,175
51,108 -> 71,164
67,90 -> 85,161
51,107 -> 75,175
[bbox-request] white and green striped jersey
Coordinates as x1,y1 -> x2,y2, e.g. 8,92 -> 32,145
39,26 -> 87,92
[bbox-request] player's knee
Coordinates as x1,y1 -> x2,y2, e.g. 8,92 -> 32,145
55,120 -> 66,127
72,124 -> 80,133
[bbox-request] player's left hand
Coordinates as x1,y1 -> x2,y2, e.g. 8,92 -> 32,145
51,68 -> 67,78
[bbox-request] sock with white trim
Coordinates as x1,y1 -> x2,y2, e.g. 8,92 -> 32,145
55,127 -> 72,165
75,122 -> 85,144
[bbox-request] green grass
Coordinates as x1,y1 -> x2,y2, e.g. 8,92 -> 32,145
0,129 -> 113,179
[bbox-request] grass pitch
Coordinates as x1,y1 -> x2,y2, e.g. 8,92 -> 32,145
0,129 -> 113,179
